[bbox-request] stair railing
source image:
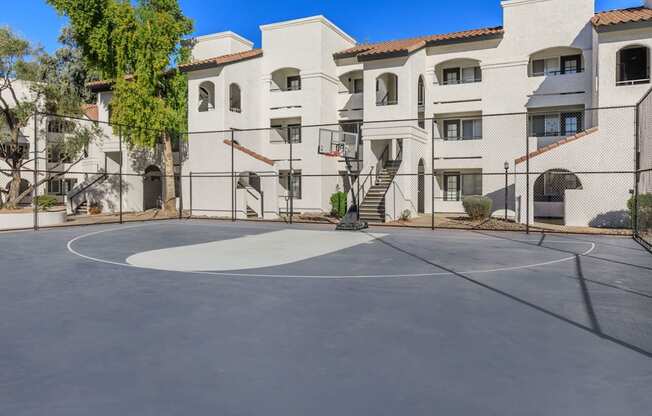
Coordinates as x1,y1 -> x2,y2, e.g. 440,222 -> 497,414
67,172 -> 108,214
245,186 -> 263,218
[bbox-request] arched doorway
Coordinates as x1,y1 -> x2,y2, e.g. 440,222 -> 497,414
533,169 -> 582,222
143,165 -> 162,210
417,159 -> 425,214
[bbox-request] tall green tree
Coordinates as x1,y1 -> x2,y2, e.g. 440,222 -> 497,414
0,27 -> 98,209
49,0 -> 193,213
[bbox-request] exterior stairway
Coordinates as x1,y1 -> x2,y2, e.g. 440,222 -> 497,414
246,205 -> 258,219
359,160 -> 401,223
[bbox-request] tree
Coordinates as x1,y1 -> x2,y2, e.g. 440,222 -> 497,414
0,27 -> 98,209
49,0 -> 193,213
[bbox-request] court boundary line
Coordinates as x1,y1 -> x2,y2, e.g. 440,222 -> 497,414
66,222 -> 596,279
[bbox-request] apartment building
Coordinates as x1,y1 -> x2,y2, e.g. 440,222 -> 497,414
177,0 -> 652,227
0,78 -> 169,216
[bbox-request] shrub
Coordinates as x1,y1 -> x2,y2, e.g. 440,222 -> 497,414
34,195 -> 58,210
88,204 -> 102,215
330,191 -> 347,218
400,209 -> 411,221
462,196 -> 492,220
629,193 -> 652,230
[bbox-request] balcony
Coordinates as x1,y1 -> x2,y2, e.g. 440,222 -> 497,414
338,92 -> 363,119
431,81 -> 483,110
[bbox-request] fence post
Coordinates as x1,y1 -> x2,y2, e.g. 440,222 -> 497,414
33,111 -> 38,231
231,129 -> 235,222
289,127 -> 293,224
634,105 -> 640,236
431,118 -> 435,231
119,126 -> 123,224
178,132 -> 183,220
189,171 -> 193,218
525,114 -> 530,235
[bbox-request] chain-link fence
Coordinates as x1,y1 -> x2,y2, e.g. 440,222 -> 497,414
636,91 -> 652,250
0,106 -> 644,243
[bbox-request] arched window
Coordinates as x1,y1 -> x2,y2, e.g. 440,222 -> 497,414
198,81 -> 215,112
617,45 -> 650,86
229,83 -> 241,113
418,75 -> 425,106
417,75 -> 425,129
376,73 -> 398,106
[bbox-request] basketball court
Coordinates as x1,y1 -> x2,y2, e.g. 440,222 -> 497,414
1,219 -> 652,415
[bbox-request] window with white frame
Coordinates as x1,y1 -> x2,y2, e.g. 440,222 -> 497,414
443,173 -> 460,201
443,172 -> 482,201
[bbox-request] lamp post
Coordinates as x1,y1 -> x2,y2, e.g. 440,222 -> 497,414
504,161 -> 509,221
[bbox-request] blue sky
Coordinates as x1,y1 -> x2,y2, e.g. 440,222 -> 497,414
1,0 -> 645,52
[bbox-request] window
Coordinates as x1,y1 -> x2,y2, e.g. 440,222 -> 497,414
462,119 -> 482,140
462,174 -> 483,197
443,119 -> 482,140
531,112 -> 582,137
48,179 -> 61,195
286,75 -> 301,91
442,66 -> 481,84
353,78 -> 363,93
229,83 -> 241,113
443,174 -> 460,201
47,142 -> 72,164
418,111 -> 425,129
561,55 -> 582,74
198,81 -> 215,112
531,58 -> 560,76
417,76 -> 425,105
444,120 -> 460,140
288,124 -> 301,143
617,46 -> 650,85
443,68 -> 460,85
47,119 -> 75,133
280,170 -> 302,199
47,178 -> 77,196
562,113 -> 581,136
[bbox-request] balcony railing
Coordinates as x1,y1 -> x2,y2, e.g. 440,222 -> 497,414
530,68 -> 585,77
438,78 -> 482,86
376,92 -> 398,106
270,85 -> 302,92
443,135 -> 483,141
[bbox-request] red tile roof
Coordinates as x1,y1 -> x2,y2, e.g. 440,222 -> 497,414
592,6 -> 652,27
333,27 -> 504,60
515,127 -> 599,165
82,104 -> 98,121
179,49 -> 263,72
223,139 -> 274,166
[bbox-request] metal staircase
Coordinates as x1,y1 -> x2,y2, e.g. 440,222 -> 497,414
359,159 -> 401,223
